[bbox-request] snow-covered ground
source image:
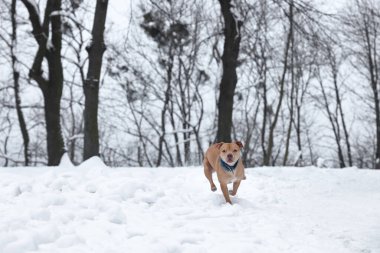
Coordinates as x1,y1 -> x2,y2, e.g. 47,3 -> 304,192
0,157 -> 379,253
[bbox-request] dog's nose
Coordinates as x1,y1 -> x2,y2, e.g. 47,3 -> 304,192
227,154 -> 233,160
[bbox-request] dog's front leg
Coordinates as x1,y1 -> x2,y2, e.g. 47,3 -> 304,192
204,160 -> 217,192
229,180 -> 241,196
220,183 -> 232,204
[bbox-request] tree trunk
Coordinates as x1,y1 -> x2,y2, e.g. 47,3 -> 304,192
283,27 -> 295,166
156,44 -> 174,166
83,0 -> 109,160
373,90 -> 380,169
169,99 -> 183,166
294,103 -> 303,166
21,0 -> 65,166
68,86 -> 78,163
43,86 -> 65,165
11,0 -> 30,166
330,53 -> 353,167
45,0 -> 65,165
182,73 -> 191,165
216,0 -> 242,142
261,79 -> 268,163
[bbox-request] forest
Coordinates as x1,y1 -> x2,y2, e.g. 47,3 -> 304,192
0,0 -> 379,169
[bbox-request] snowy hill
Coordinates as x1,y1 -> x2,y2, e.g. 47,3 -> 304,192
0,159 -> 379,253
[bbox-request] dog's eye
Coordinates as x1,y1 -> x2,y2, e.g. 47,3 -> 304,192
222,150 -> 226,153
233,149 -> 238,152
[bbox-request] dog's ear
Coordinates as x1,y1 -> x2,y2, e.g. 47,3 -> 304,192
235,141 -> 244,148
215,142 -> 224,150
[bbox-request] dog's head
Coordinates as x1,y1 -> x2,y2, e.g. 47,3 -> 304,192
215,141 -> 243,166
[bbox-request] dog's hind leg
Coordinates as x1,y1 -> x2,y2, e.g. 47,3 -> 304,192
203,159 -> 217,192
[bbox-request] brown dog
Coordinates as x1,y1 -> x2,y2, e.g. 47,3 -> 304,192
203,141 -> 246,204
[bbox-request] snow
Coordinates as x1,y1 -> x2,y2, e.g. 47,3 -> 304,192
49,11 -> 67,17
58,153 -> 74,168
0,161 -> 379,253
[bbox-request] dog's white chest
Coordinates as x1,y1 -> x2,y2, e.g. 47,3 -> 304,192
228,172 -> 238,184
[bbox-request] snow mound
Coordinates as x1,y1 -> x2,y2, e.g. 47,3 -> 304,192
0,166 -> 379,253
58,153 -> 74,168
77,156 -> 108,170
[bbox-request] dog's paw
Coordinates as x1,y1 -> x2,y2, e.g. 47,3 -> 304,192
211,186 -> 217,192
228,190 -> 236,196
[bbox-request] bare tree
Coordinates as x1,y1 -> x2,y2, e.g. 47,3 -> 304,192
340,0 -> 380,169
83,0 -> 109,160
326,44 -> 353,167
130,0 -> 208,166
283,6 -> 296,166
11,0 -> 30,166
316,69 -> 347,168
21,0 -> 65,165
59,2 -> 93,164
0,0 -> 32,165
263,0 -> 294,166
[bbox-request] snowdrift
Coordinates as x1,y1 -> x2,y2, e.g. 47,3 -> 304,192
0,160 -> 379,253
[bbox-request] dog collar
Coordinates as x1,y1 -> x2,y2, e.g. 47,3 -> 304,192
220,159 -> 239,173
